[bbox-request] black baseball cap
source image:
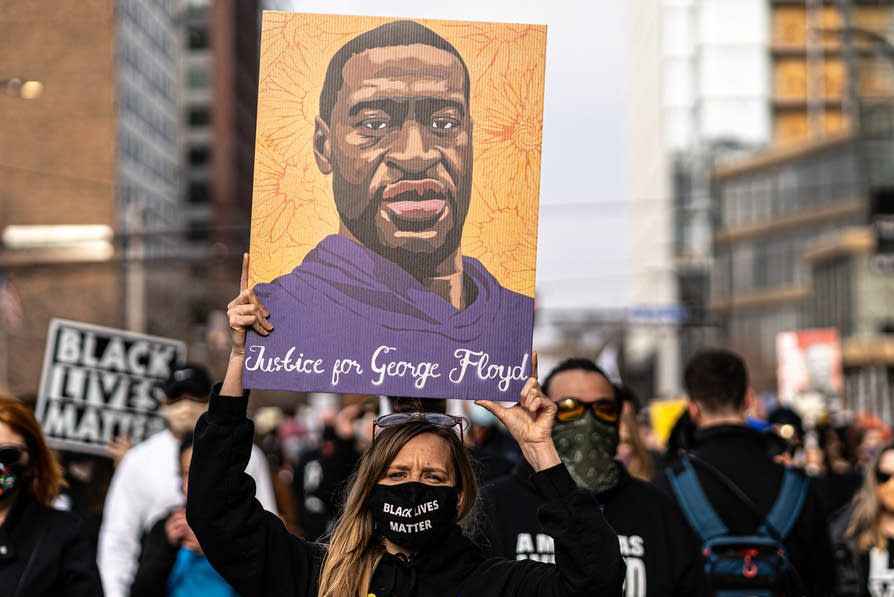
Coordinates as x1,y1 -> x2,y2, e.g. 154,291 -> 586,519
163,364 -> 212,402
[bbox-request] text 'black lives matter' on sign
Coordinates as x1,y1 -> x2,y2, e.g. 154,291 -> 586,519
35,319 -> 186,456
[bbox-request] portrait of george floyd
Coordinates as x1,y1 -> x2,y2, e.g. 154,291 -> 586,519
244,13 -> 547,401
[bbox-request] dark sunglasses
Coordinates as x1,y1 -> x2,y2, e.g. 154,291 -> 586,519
555,397 -> 621,425
0,446 -> 26,466
877,468 -> 894,485
373,412 -> 466,443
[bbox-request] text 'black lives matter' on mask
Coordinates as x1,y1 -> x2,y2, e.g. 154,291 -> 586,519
368,482 -> 458,552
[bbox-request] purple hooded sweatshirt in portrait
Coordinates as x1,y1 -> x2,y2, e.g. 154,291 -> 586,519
244,235 -> 533,400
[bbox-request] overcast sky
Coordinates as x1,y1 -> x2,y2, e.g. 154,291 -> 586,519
273,0 -> 632,310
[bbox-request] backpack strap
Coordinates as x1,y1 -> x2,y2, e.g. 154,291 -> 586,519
759,468 -> 809,540
666,456 -> 728,542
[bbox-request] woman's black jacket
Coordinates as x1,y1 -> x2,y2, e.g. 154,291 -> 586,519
186,389 -> 625,597
0,492 -> 103,597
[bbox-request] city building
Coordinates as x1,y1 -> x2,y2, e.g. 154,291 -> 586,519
710,112 -> 894,418
660,0 -> 894,382
160,0 -> 261,372
770,0 -> 894,145
0,0 -> 180,397
661,0 -> 773,372
0,0 -> 262,396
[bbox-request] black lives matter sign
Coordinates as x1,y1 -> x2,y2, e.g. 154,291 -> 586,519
35,319 -> 186,455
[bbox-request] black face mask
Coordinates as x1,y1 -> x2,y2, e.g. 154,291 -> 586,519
367,482 -> 458,552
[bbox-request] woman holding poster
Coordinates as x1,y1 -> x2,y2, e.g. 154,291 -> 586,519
185,257 -> 624,597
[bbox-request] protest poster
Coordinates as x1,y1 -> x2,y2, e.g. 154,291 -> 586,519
776,328 -> 844,418
244,13 -> 547,400
35,319 -> 186,455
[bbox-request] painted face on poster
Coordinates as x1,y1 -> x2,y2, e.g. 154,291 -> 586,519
243,14 -> 547,401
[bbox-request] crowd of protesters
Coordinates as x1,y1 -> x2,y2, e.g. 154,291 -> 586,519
2,291 -> 894,595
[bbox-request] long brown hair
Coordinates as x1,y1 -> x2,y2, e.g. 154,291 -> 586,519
318,421 -> 478,597
0,396 -> 65,507
847,442 -> 894,552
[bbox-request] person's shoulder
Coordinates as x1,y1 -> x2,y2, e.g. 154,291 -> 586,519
33,502 -> 87,538
120,429 -> 175,466
622,475 -> 679,505
481,469 -> 524,497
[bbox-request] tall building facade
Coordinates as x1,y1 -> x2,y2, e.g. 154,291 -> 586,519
706,0 -> 894,417
661,0 -> 773,372
710,124 -> 894,420
770,0 -> 894,145
0,0 -> 181,397
145,0 -> 261,374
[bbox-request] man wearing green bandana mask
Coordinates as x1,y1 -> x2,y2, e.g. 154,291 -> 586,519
547,360 -> 622,493
479,358 -> 708,597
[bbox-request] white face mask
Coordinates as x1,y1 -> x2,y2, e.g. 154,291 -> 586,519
161,400 -> 208,436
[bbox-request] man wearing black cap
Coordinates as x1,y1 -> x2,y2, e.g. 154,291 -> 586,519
98,364 -> 278,597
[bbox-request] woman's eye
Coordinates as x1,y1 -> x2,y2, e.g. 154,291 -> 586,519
387,471 -> 405,479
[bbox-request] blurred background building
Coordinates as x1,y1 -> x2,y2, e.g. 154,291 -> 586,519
0,0 -> 261,398
627,0 -> 894,421
4,0 -> 894,424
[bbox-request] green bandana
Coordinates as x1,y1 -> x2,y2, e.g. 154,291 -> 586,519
552,412 -> 620,492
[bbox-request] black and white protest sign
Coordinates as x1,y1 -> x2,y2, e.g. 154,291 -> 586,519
35,319 -> 186,455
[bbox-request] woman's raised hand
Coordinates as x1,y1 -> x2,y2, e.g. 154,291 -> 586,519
475,353 -> 561,472
227,253 -> 273,355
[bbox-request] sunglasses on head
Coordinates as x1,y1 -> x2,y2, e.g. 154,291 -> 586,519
0,446 -> 26,466
373,412 -> 467,443
878,468 -> 894,485
555,397 -> 621,425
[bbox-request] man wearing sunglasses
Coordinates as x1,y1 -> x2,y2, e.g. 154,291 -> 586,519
98,364 -> 277,597
479,358 -> 707,597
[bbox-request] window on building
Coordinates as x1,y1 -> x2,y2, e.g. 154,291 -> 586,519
188,181 -> 210,204
187,66 -> 210,88
187,106 -> 211,127
187,219 -> 211,242
187,26 -> 210,49
188,145 -> 212,167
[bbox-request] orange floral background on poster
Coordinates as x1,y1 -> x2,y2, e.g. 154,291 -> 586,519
249,12 -> 546,297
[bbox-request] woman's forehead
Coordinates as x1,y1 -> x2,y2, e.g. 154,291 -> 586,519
879,449 -> 894,471
0,421 -> 24,446
389,432 -> 452,468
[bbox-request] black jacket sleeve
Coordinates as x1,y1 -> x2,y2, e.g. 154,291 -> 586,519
799,485 -> 837,596
479,465 -> 625,596
186,388 -> 325,597
533,465 -> 625,595
59,514 -> 105,597
130,517 -> 179,597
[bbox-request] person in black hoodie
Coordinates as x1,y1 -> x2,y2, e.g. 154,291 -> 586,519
0,395 -> 102,597
186,257 -> 625,597
655,349 -> 835,596
479,358 -> 707,597
293,403 -> 363,540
